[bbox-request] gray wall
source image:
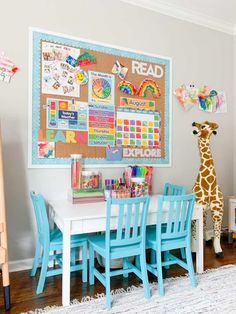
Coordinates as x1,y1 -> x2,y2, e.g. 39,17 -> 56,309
0,0 -> 233,262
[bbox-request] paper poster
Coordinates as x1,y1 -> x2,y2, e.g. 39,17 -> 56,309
41,42 -> 80,97
120,97 -> 155,111
88,71 -> 115,105
106,146 -> 123,161
38,141 -> 55,158
88,103 -> 115,146
116,109 -> 160,147
47,98 -> 88,131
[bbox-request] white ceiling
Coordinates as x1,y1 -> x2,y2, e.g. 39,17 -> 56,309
121,0 -> 236,34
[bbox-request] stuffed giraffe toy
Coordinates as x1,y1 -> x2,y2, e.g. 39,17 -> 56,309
192,121 -> 224,257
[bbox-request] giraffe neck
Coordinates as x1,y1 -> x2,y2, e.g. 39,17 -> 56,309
198,137 -> 214,166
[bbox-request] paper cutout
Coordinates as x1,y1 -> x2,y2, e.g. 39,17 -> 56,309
88,71 -> 115,105
77,51 -> 96,66
137,79 -> 161,98
215,91 -> 227,113
112,60 -> 128,80
41,42 -> 80,97
117,80 -> 137,95
198,85 -> 210,98
88,103 -> 115,146
116,108 -> 160,147
0,53 -> 18,83
75,69 -> 88,85
123,147 -> 161,158
174,84 -> 199,111
120,97 -> 155,112
66,55 -> 77,67
106,146 -> 123,161
47,98 -> 88,131
38,142 -> 55,158
198,90 -> 217,112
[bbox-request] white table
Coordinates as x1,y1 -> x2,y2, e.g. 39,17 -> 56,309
49,195 -> 203,306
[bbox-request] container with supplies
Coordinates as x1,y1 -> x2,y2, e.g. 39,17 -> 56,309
81,171 -> 100,190
71,154 -> 82,190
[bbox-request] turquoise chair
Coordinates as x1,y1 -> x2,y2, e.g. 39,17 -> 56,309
163,183 -> 186,196
147,193 -> 196,296
88,196 -> 151,309
30,192 -> 88,294
150,183 -> 187,264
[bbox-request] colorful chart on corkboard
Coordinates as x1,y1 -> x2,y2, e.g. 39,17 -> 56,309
29,28 -> 172,167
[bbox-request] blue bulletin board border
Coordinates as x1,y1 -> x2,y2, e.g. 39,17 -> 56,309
29,28 -> 172,168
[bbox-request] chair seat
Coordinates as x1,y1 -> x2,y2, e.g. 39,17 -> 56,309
146,228 -> 187,251
50,229 -> 88,245
89,233 -> 140,258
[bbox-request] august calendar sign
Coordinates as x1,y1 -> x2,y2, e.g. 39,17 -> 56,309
29,28 -> 172,167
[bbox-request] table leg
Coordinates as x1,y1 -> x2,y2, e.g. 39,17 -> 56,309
195,213 -> 204,274
62,221 -> 71,306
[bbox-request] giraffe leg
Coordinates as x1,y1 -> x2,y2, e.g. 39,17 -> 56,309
203,208 -> 212,242
210,192 -> 224,257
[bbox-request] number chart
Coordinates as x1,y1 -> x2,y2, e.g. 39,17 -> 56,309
30,29 -> 171,167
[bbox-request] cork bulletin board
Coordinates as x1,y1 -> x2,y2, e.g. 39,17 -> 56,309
29,28 -> 172,167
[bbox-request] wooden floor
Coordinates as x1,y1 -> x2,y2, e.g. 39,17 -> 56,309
1,238 -> 236,314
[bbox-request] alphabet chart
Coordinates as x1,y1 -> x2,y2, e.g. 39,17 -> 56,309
30,29 -> 171,167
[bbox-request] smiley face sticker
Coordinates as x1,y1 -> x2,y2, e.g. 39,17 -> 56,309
75,69 -> 88,85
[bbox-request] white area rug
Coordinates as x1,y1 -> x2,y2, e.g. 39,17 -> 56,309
23,265 -> 236,314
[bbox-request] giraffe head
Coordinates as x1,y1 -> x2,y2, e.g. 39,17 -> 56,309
192,121 -> 219,140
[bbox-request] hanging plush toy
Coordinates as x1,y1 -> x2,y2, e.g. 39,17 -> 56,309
174,84 -> 199,111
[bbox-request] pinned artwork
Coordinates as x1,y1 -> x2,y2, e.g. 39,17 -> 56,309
38,142 -> 55,158
0,53 -> 19,83
30,29 -> 171,167
199,90 -> 217,112
77,51 -> 96,66
175,84 -> 227,113
106,145 -> 123,161
112,60 -> 128,80
215,92 -> 227,113
75,69 -> 88,85
117,80 -> 137,95
41,42 -> 80,97
137,79 -> 161,98
174,84 -> 199,111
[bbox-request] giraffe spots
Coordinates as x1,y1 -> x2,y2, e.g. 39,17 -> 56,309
201,169 -> 210,177
204,159 -> 212,167
201,147 -> 208,153
207,175 -> 214,184
201,177 -> 209,189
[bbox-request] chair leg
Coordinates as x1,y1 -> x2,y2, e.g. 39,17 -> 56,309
89,245 -> 95,285
36,249 -> 49,294
123,257 -> 128,278
135,255 -> 140,270
71,248 -> 76,266
156,251 -> 164,296
105,258 -> 111,309
186,244 -> 196,288
140,252 -> 151,299
82,242 -> 87,283
180,248 -> 186,260
31,239 -> 41,277
163,251 -> 170,269
150,249 -> 156,265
